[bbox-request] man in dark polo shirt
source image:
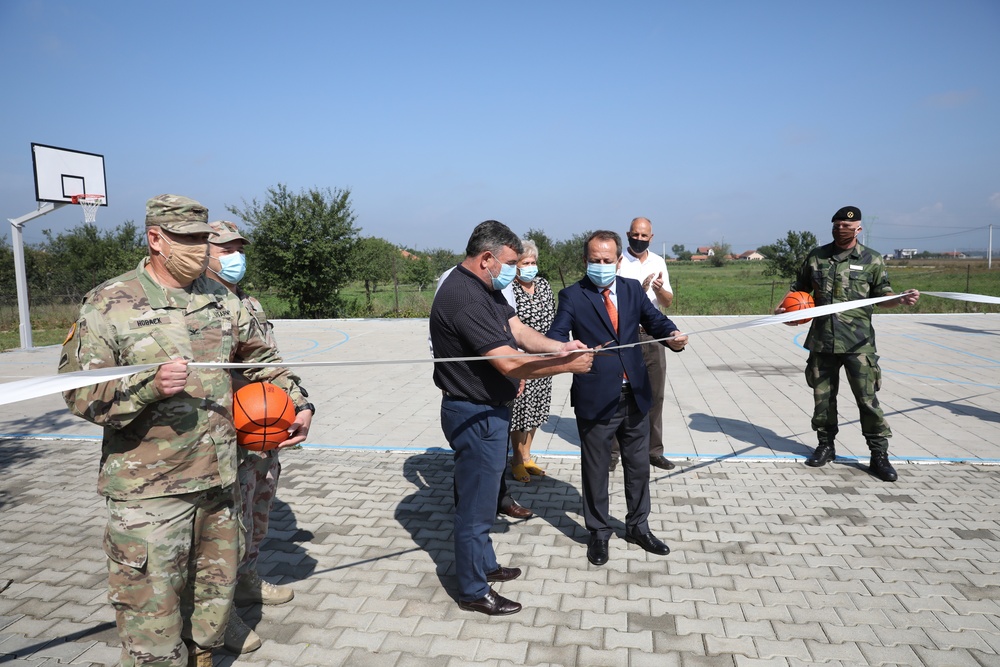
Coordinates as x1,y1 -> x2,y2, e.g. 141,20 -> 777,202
430,220 -> 593,616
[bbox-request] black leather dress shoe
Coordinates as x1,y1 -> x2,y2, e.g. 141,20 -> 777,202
805,443 -> 836,467
458,588 -> 522,615
498,500 -> 533,519
587,538 -> 609,566
485,566 -> 522,583
624,531 -> 670,556
608,458 -> 618,473
869,452 -> 898,482
650,455 -> 676,471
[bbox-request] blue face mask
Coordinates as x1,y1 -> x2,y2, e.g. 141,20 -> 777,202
586,262 -> 617,288
487,256 -> 518,290
518,266 -> 538,282
214,252 -> 247,284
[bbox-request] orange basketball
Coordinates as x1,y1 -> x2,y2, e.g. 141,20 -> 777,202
779,291 -> 815,326
233,382 -> 296,451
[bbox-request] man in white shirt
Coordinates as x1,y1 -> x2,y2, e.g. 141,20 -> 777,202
614,217 -> 676,472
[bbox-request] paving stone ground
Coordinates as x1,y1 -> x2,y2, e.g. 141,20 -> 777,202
1,314 -> 998,666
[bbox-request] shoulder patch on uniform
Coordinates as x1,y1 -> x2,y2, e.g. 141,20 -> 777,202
62,322 -> 77,346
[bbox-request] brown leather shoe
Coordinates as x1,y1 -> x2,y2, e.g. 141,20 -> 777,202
485,566 -> 522,583
458,588 -> 522,615
498,500 -> 533,519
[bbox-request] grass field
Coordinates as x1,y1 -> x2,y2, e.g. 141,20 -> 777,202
3,259 -> 997,351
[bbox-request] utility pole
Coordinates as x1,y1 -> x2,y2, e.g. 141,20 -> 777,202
864,215 -> 877,248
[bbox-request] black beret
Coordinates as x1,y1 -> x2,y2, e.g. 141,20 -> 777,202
832,206 -> 861,222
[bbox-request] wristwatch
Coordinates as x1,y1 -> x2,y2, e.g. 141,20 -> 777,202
295,402 -> 316,415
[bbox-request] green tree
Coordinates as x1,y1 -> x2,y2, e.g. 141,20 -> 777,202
424,247 -> 463,276
760,230 -> 819,280
228,184 -> 358,318
352,236 -> 397,304
551,231 -> 591,289
404,254 -> 438,291
34,222 -> 146,300
671,244 -> 693,261
0,236 -> 16,298
709,241 -> 731,267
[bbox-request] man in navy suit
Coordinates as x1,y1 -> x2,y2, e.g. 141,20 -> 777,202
548,230 -> 688,566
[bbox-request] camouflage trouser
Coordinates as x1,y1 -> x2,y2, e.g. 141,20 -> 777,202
104,486 -> 241,667
805,352 -> 891,453
237,449 -> 281,577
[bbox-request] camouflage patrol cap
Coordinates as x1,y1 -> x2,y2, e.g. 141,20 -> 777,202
145,194 -> 214,235
208,220 -> 249,245
832,206 -> 861,223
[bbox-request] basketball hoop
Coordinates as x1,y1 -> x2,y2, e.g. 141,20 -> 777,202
71,194 -> 105,223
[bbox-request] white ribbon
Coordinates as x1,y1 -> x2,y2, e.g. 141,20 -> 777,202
0,290 -> 994,407
0,364 -> 159,406
922,291 -> 1000,305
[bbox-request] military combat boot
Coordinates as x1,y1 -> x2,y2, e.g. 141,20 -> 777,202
234,570 -> 295,606
805,442 -> 836,467
187,649 -> 213,667
869,452 -> 898,482
224,611 -> 262,654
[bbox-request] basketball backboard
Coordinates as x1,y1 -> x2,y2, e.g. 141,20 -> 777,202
31,143 -> 107,205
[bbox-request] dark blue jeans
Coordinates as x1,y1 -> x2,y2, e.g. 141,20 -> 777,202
440,396 -> 509,601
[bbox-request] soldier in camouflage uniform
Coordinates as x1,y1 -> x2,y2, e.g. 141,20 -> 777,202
59,195 -> 313,667
781,206 -> 919,482
205,221 -> 313,655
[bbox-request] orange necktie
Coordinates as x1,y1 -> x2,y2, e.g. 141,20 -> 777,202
602,288 -> 627,381
602,288 -> 618,333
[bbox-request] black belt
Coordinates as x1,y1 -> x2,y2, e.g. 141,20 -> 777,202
442,391 -> 513,408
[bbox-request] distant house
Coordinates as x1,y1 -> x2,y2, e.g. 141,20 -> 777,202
893,248 -> 918,260
696,246 -> 715,256
738,250 -> 765,261
941,251 -> 967,258
400,249 -> 421,261
690,254 -> 710,262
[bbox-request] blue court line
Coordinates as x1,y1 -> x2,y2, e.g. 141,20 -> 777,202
899,334 -> 1000,365
283,329 -> 350,361
5,436 -> 998,466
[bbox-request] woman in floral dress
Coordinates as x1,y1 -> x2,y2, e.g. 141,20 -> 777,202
509,240 -> 556,482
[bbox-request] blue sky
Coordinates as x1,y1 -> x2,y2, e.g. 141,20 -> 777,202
2,0 -> 998,255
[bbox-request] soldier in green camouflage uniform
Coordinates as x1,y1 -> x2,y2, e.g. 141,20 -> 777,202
205,221 -> 313,655
784,206 -> 919,482
58,195 -> 312,667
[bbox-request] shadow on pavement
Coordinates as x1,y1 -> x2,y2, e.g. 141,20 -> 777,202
395,450 -> 592,602
0,407 -> 86,437
396,451 -> 459,599
498,462 -> 591,545
911,396 -> 1000,423
688,412 -> 812,457
257,496 -> 319,585
919,321 -> 1000,336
